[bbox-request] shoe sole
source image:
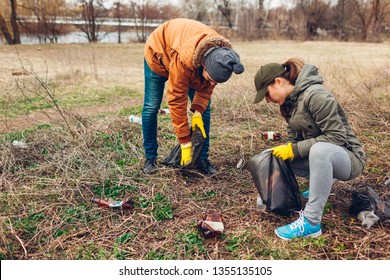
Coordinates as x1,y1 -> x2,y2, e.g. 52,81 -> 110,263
274,229 -> 322,241
142,168 -> 158,174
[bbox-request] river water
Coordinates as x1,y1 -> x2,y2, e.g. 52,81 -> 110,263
1,31 -> 141,44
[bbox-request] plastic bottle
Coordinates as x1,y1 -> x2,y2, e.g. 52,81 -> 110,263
12,140 -> 28,149
256,195 -> 267,211
129,115 -> 142,124
262,131 -> 281,141
159,108 -> 170,114
91,197 -> 134,209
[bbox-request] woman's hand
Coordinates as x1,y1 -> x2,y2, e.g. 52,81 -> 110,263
272,143 -> 294,160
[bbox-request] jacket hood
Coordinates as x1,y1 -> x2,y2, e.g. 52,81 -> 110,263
192,36 -> 232,69
289,64 -> 324,102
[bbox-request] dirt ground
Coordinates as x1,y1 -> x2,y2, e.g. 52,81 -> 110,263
0,41 -> 389,260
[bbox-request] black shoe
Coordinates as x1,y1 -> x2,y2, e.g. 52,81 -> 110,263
143,158 -> 157,174
196,159 -> 217,175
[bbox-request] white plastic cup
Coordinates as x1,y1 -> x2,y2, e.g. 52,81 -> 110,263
12,140 -> 28,149
159,108 -> 170,114
256,195 -> 267,211
129,115 -> 142,124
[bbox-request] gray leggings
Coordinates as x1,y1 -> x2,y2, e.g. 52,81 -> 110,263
290,142 -> 351,224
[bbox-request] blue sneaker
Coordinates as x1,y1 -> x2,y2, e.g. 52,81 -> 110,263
302,190 -> 309,198
275,211 -> 322,240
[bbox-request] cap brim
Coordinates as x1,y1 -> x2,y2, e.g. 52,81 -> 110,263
254,88 -> 267,104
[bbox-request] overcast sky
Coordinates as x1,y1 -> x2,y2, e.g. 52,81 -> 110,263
66,0 -> 288,9
66,0 -> 178,8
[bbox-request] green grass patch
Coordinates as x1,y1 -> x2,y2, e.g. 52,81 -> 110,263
76,242 -> 112,260
12,211 -> 46,237
225,236 -> 240,252
116,158 -> 139,168
139,193 -> 173,221
92,131 -> 131,153
116,232 -> 136,245
52,225 -> 78,239
119,105 -> 143,116
176,231 -> 205,257
60,205 -> 98,223
1,124 -> 52,143
145,249 -> 176,260
323,201 -> 333,214
294,236 -> 327,248
92,179 -> 136,199
60,86 -> 139,108
0,86 -> 140,119
255,243 -> 291,259
333,241 -> 345,253
114,245 -> 131,260
365,165 -> 384,174
161,132 -> 176,140
7,96 -> 53,118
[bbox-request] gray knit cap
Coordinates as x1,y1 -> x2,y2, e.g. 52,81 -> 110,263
204,47 -> 244,83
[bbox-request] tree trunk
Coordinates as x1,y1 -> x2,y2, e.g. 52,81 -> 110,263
215,0 -> 233,28
116,3 -> 122,44
0,0 -> 21,44
0,13 -> 14,44
79,0 -> 100,42
352,0 -> 371,41
10,0 -> 21,44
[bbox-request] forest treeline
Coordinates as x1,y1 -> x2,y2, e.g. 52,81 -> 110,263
0,0 -> 389,44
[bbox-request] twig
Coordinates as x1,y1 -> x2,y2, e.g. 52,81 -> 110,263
7,218 -> 28,259
14,49 -> 77,138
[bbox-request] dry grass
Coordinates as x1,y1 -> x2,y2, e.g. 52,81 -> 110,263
0,41 -> 389,260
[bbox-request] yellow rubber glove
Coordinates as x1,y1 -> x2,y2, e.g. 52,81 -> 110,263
272,143 -> 294,161
191,111 -> 207,138
180,142 -> 192,166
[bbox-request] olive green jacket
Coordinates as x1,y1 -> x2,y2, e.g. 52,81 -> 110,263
286,64 -> 366,179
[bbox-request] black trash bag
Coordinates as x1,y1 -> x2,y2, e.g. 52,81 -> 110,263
247,149 -> 302,216
349,186 -> 390,220
161,127 -> 205,168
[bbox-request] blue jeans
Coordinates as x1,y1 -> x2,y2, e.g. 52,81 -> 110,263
142,59 -> 211,160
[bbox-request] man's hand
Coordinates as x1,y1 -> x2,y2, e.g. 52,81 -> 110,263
191,111 -> 206,138
180,142 -> 192,166
272,143 -> 294,161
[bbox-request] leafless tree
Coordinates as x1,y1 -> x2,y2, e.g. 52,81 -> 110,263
182,0 -> 210,21
351,0 -> 390,41
297,0 -> 331,40
332,0 -> 349,40
371,0 -> 390,39
130,0 -> 149,42
214,0 -> 234,28
0,0 -> 21,44
19,0 -> 69,44
351,0 -> 374,41
113,1 -> 126,43
129,0 -> 180,43
78,0 -> 106,42
236,1 -> 258,40
255,0 -> 269,39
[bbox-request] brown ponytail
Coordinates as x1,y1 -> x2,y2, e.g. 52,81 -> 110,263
279,57 -> 304,121
279,57 -> 304,85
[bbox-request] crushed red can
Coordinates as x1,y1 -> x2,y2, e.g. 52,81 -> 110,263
197,212 -> 224,238
91,197 -> 134,210
262,131 -> 281,141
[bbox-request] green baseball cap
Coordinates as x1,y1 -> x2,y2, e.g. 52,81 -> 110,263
253,63 -> 286,103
